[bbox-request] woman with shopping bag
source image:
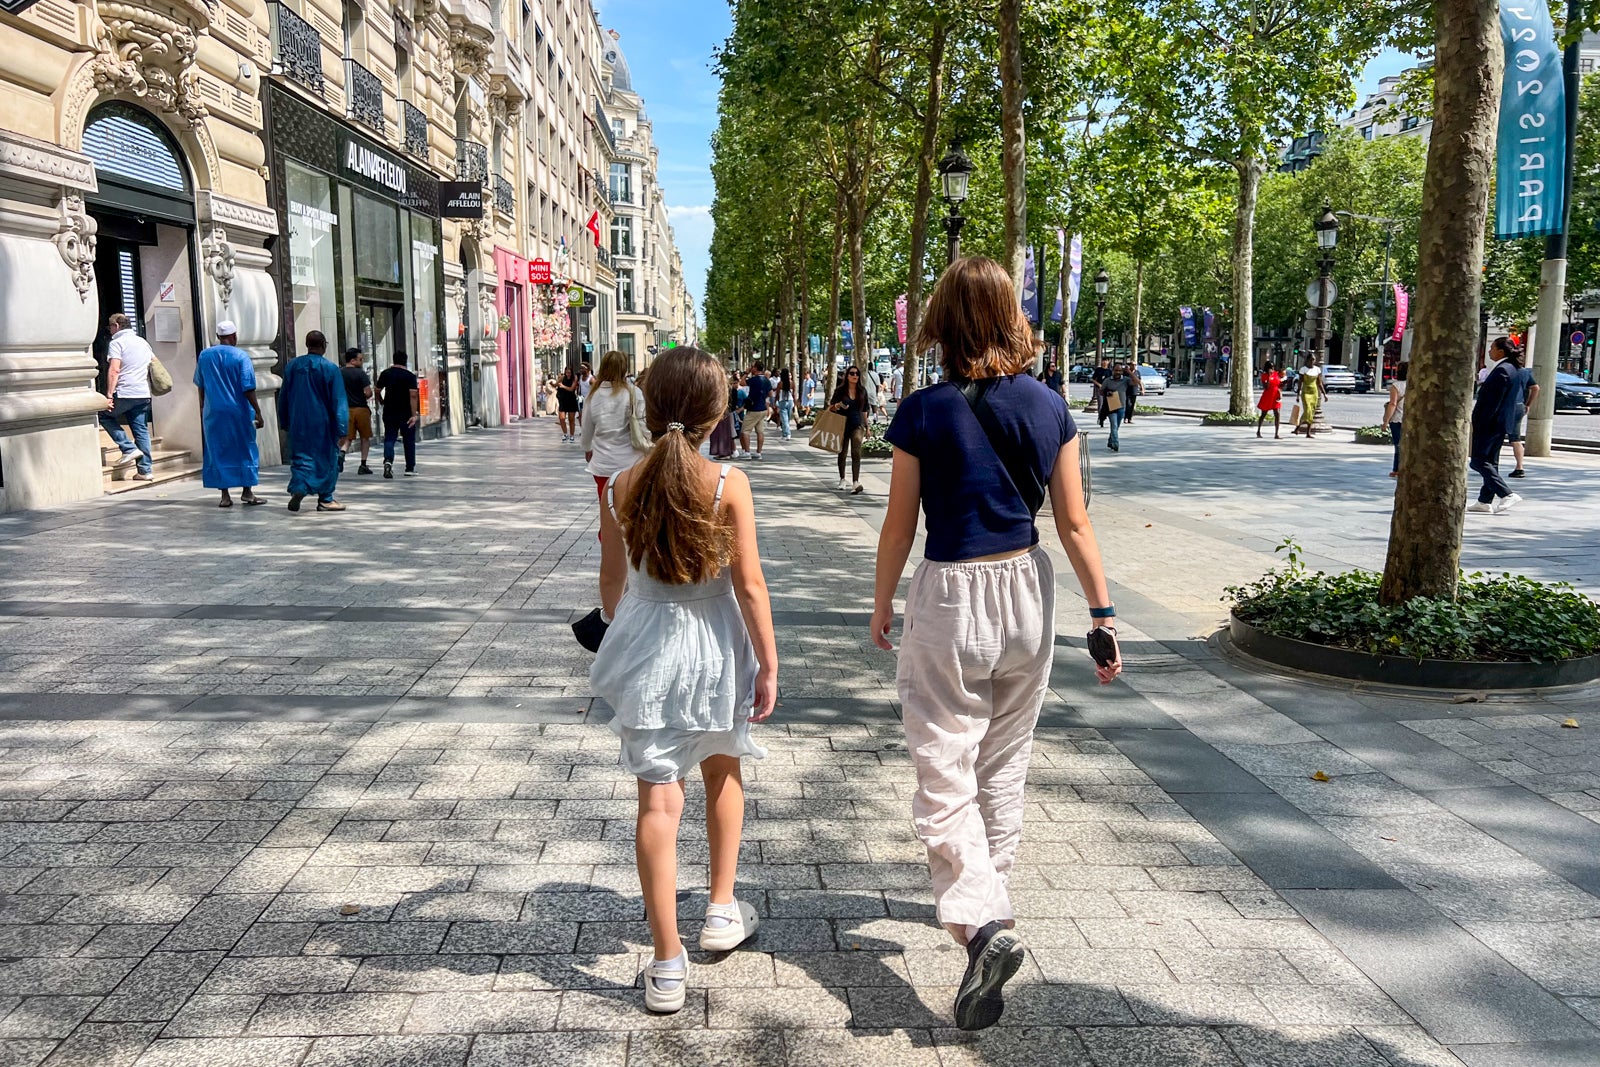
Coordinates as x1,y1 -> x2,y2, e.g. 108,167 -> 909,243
825,367 -> 872,493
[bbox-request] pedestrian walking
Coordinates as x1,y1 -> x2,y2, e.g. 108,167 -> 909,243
1099,364 -> 1131,451
801,370 -> 815,413
1383,362 -> 1407,477
739,362 -> 773,459
583,349 -> 650,517
775,367 -> 796,440
1090,356 -> 1110,419
556,368 -> 581,441
338,348 -> 374,475
277,330 -> 347,512
870,256 -> 1121,1032
1468,337 -> 1524,514
828,366 -> 870,493
99,313 -> 156,480
194,320 -> 264,507
1294,355 -> 1323,438
709,372 -> 739,460
1509,359 -> 1540,479
1124,363 -> 1142,423
1256,360 -> 1283,439
577,362 -> 594,426
376,352 -> 421,479
589,346 -> 778,1015
892,363 -> 905,403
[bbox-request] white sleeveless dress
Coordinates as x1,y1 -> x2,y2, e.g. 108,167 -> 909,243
589,464 -> 767,784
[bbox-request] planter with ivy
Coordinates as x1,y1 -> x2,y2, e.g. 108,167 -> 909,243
860,426 -> 894,458
1225,541 -> 1600,688
1353,425 -> 1392,445
1201,412 -> 1259,426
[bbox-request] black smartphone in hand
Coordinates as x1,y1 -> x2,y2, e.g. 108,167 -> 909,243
1086,626 -> 1119,668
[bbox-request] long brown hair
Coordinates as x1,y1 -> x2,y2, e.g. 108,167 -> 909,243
914,256 -> 1035,382
616,348 -> 734,585
595,349 -> 630,392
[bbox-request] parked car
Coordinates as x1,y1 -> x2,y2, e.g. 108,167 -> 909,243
1321,364 -> 1359,393
1555,371 -> 1600,414
1134,365 -> 1168,395
1069,364 -> 1095,383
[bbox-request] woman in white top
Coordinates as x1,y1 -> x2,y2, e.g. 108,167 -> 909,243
583,350 -> 651,521
1383,360 -> 1407,478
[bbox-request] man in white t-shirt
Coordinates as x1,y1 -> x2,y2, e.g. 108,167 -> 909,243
891,365 -> 904,403
100,313 -> 155,479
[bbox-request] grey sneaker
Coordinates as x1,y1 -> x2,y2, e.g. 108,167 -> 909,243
954,921 -> 1026,1031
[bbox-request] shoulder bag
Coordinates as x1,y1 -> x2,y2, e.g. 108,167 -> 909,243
148,356 -> 174,397
957,378 -> 1048,517
627,385 -> 652,451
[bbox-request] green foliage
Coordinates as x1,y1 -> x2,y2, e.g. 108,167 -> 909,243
860,424 -> 894,457
1353,425 -> 1392,443
1201,412 -> 1257,425
1229,540 -> 1600,663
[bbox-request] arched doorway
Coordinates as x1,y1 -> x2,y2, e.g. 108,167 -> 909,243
81,102 -> 203,485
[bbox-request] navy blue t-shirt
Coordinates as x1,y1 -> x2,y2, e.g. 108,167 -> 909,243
744,375 -> 773,412
885,376 -> 1078,562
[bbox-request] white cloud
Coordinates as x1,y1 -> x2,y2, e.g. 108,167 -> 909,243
668,204 -> 712,219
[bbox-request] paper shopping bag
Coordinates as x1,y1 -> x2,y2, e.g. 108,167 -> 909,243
808,409 -> 846,454
1290,402 -> 1302,425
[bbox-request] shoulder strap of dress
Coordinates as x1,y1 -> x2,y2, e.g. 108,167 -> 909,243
714,464 -> 731,507
606,471 -> 625,521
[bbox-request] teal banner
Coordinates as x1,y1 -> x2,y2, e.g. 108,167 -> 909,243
1495,1 -> 1567,239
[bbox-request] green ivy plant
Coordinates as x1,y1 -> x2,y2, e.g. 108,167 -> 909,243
1227,540 -> 1600,662
1202,412 -> 1259,425
1354,425 -> 1392,443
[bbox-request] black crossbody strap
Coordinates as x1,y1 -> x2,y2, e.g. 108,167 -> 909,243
958,379 -> 1048,517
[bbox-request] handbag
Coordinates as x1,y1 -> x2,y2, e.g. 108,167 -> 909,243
572,607 -> 609,653
808,409 -> 847,454
957,379 -> 1048,517
148,356 -> 173,397
627,385 -> 651,451
1290,402 -> 1303,425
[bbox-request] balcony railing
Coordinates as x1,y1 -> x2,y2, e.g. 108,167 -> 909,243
591,168 -> 614,205
455,139 -> 488,182
596,246 -> 612,270
494,174 -> 514,218
594,101 -> 617,153
344,58 -> 385,134
402,100 -> 429,161
270,2 -> 324,94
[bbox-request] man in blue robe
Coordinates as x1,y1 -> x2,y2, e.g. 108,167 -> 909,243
277,330 -> 348,512
195,321 -> 264,508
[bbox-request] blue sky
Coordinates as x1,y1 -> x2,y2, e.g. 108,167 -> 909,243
595,0 -> 728,318
594,0 -> 1421,322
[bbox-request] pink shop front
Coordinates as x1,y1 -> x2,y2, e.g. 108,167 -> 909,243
493,249 -> 572,418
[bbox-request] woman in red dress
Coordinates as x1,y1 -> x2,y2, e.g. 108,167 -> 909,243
1256,361 -> 1283,439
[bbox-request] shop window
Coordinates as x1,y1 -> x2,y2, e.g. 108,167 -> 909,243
410,214 -> 443,422
285,161 -> 340,351
353,191 -> 400,285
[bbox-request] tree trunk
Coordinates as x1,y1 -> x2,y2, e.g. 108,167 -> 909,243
906,21 -> 947,393
1229,153 -> 1263,415
1380,0 -> 1502,604
1132,258 -> 1146,364
826,187 -> 844,400
797,203 -> 811,386
998,0 -> 1027,291
848,188 -> 868,374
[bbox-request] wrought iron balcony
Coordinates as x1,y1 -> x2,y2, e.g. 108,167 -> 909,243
594,101 -> 617,154
344,58 -> 385,134
494,174 -> 514,217
402,100 -> 429,161
455,139 -> 488,182
270,2 -> 324,94
596,246 -> 612,270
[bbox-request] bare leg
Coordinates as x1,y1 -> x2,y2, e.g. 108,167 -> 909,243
360,435 -> 371,467
636,779 -> 686,961
1512,440 -> 1525,472
701,755 -> 745,905
1256,412 -> 1265,437
1274,410 -> 1281,438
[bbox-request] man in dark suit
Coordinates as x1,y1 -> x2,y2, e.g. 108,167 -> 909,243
1468,337 -> 1525,514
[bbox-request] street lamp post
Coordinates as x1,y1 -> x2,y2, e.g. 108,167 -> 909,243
937,140 -> 974,266
1312,205 -> 1339,431
1094,268 -> 1110,364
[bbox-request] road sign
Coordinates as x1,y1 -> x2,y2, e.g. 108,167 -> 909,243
1573,331 -> 1587,347
1221,345 -> 1232,357
1306,278 -> 1338,309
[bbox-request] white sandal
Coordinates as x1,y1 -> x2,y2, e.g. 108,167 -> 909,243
642,948 -> 688,1013
699,898 -> 760,952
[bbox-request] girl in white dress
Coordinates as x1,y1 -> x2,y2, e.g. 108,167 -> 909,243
590,347 -> 778,1014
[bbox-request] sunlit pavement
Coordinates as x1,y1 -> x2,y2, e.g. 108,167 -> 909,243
0,417 -> 1597,1066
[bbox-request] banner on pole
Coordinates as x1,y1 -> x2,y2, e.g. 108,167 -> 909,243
1494,0 -> 1567,239
1021,247 -> 1040,325
1179,306 -> 1196,347
841,320 -> 853,352
1066,235 -> 1083,327
1392,284 -> 1409,341
1051,230 -> 1066,323
1203,307 -> 1215,342
895,293 -> 908,345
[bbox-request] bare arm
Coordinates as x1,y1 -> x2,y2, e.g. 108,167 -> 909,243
105,357 -> 122,407
244,389 -> 263,428
870,449 -> 920,650
408,388 -> 420,426
1383,384 -> 1398,425
1048,436 -> 1121,683
1525,383 -> 1540,408
723,468 -> 778,721
598,477 -> 628,618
